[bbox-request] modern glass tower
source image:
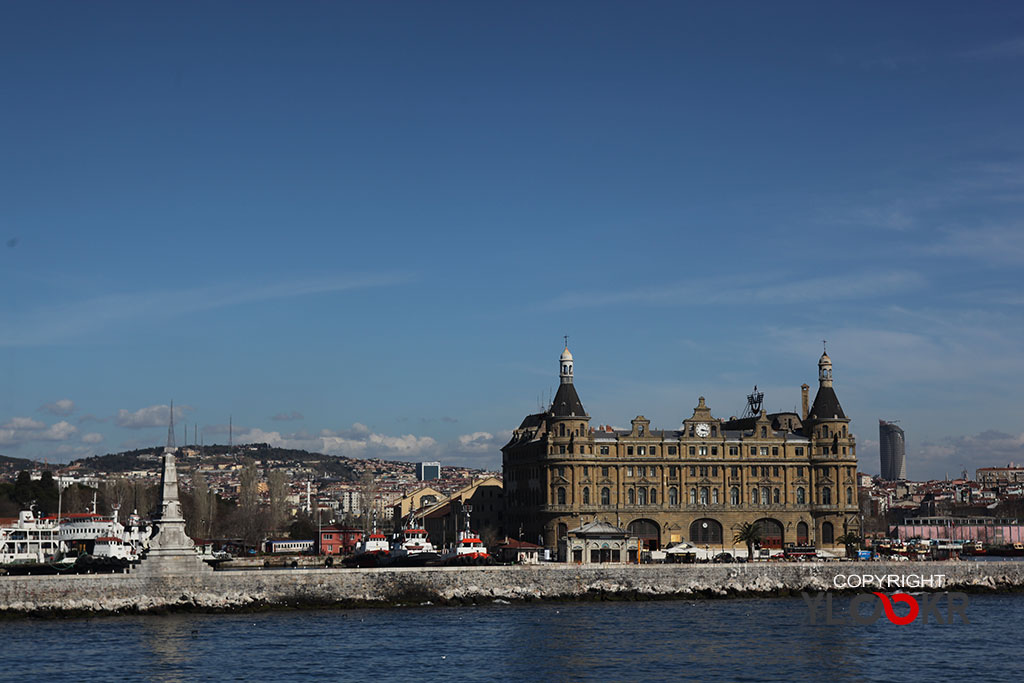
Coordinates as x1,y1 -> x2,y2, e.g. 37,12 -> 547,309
879,420 -> 906,480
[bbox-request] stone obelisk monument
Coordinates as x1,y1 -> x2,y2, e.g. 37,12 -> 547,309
136,401 -> 212,575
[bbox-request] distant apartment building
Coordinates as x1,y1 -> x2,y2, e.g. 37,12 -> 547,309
976,465 -> 1024,488
416,461 -> 441,481
879,420 -> 906,480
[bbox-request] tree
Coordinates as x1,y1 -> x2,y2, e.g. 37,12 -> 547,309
267,470 -> 289,534
733,522 -> 762,560
189,470 -> 216,539
836,532 -> 861,559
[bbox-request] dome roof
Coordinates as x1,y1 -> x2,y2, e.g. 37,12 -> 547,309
560,346 -> 574,361
819,351 -> 831,364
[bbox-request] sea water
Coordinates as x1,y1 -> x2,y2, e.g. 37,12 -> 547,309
1,594 -> 1019,681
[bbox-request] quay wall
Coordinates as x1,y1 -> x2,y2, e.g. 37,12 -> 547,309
2,562 -> 1024,615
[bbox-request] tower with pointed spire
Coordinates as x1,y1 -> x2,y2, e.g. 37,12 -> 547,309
136,401 -> 212,576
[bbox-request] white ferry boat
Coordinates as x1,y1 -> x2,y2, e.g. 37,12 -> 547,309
0,510 -> 65,566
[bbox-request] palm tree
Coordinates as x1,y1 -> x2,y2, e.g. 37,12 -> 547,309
836,532 -> 860,559
733,522 -> 762,560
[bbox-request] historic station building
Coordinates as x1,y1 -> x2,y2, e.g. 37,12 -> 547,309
502,344 -> 860,557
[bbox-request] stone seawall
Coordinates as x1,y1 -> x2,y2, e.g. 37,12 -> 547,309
2,562 -> 1023,616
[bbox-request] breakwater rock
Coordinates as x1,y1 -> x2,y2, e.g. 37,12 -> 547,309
2,562 -> 1023,616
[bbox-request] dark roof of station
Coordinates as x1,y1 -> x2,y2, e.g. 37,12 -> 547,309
808,386 -> 846,420
550,382 -> 587,418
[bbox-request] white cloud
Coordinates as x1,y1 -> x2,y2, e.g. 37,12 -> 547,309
457,431 -> 496,453
3,417 -> 46,430
82,433 -> 104,444
234,423 -> 438,460
115,404 -> 186,429
0,417 -> 77,446
40,399 -> 75,416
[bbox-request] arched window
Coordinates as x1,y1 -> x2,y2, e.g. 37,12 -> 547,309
712,488 -> 719,504
846,487 -> 853,505
760,488 -> 769,505
689,488 -> 697,505
638,488 -> 647,505
796,487 -> 806,504
582,488 -> 590,505
650,488 -> 657,505
628,488 -> 636,505
751,488 -> 759,505
773,488 -> 780,504
822,521 -> 834,544
699,487 -> 709,505
557,487 -> 566,505
761,426 -> 767,437
559,423 -> 565,437
822,487 -> 832,505
601,487 -> 610,505
689,519 -> 723,545
730,487 -> 739,505
797,521 -> 809,544
668,487 -> 678,506
822,425 -> 829,438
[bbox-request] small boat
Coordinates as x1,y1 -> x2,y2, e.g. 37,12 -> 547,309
387,527 -> 440,567
343,532 -> 392,568
442,532 -> 492,566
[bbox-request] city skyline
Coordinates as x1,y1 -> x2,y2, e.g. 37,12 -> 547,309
3,3 -> 1024,478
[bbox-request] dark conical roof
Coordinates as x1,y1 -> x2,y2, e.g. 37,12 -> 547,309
551,382 -> 586,417
808,386 -> 846,420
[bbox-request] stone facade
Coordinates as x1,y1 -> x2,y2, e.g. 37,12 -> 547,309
503,346 -> 860,556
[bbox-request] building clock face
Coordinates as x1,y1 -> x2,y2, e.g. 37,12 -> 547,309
695,422 -> 711,438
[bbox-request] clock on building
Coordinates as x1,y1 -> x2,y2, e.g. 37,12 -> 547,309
695,423 -> 711,438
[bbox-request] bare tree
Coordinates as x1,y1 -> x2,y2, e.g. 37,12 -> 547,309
189,470 -> 215,538
267,469 -> 289,534
357,472 -> 379,532
237,458 -> 264,545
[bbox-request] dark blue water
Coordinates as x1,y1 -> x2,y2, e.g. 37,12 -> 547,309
1,594 -> 1019,682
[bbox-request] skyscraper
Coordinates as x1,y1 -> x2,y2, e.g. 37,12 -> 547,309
879,420 -> 906,480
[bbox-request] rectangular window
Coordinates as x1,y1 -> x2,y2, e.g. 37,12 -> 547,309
699,466 -> 708,477
602,466 -> 609,477
649,466 -> 657,476
759,447 -> 769,456
559,445 -> 566,454
627,466 -> 633,476
689,446 -> 696,455
637,446 -> 646,456
761,466 -> 770,477
750,466 -> 758,475
795,447 -> 804,456
711,466 -> 718,477
711,446 -> 718,455
583,466 -> 589,476
772,447 -> 779,456
749,446 -> 756,455
650,447 -> 657,455
627,446 -> 634,455
773,466 -> 780,477
796,466 -> 804,477
668,446 -> 677,455
558,466 -> 565,477
729,446 -> 738,456
600,446 -> 609,455
731,466 -> 740,477
699,446 -> 708,456
689,466 -> 696,476
670,466 -> 678,478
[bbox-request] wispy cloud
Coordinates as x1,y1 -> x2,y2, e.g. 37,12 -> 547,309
115,404 -> 188,430
0,272 -> 412,347
39,399 -> 75,417
0,417 -> 78,446
927,225 -> 1024,266
960,37 -> 1024,62
547,271 -> 925,310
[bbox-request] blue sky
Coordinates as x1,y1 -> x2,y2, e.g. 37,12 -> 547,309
2,2 -> 1023,479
